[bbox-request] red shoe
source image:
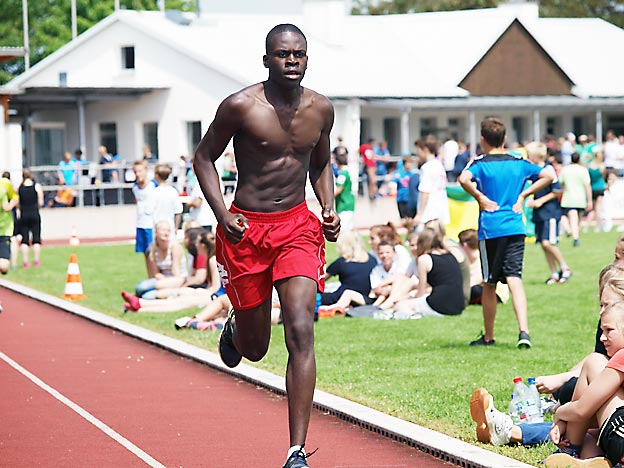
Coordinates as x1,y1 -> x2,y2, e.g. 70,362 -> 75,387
121,291 -> 140,311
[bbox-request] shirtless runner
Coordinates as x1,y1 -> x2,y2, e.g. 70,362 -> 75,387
193,24 -> 340,468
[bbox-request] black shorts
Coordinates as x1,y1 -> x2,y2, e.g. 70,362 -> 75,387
592,189 -> 605,201
534,218 -> 559,244
19,215 -> 41,245
479,235 -> 525,284
562,207 -> 585,216
188,282 -> 208,289
598,406 -> 624,466
397,201 -> 415,219
0,236 -> 10,260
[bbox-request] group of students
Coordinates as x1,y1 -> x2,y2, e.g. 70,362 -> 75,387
121,222 -> 231,331
318,222 -> 478,320
470,237 -> 624,468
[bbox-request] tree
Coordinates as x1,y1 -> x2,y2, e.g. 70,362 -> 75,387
351,0 -> 624,29
0,0 -> 195,85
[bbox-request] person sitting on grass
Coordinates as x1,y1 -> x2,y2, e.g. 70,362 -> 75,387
316,230 -> 377,315
425,218 -> 470,307
368,239 -> 412,308
122,229 -> 225,312
371,231 -> 422,311
468,262 -> 624,449
368,223 -> 411,269
544,301 -> 624,468
457,228 -> 509,306
391,227 -> 464,319
175,288 -> 283,330
133,220 -> 186,297
132,225 -> 205,297
535,262 -> 624,405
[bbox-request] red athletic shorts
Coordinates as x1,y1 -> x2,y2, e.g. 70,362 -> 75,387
215,201 -> 326,310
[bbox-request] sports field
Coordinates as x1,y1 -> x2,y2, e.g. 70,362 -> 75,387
5,229 -> 620,466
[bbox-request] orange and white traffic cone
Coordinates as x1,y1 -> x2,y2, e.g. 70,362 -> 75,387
63,253 -> 86,300
69,226 -> 80,246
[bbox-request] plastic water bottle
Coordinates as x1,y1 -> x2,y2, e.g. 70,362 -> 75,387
512,376 -> 542,424
527,377 -> 543,417
508,394 -> 520,424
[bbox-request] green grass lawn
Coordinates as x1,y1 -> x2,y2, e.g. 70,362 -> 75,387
5,230 -> 620,466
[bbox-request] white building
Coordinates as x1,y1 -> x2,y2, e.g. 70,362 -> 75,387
1,0 -> 624,177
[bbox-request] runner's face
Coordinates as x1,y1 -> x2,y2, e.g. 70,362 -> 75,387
264,32 -> 307,86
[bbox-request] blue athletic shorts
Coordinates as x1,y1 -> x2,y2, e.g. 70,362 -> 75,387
135,228 -> 153,254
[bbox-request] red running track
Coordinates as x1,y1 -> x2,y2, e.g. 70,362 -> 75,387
0,288 -> 453,468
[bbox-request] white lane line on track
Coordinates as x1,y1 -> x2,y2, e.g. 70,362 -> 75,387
0,351 -> 166,468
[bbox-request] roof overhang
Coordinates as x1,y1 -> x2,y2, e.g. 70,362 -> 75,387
6,86 -> 165,115
0,47 -> 26,63
349,95 -> 624,112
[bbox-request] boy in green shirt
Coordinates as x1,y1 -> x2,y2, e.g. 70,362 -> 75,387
335,152 -> 354,231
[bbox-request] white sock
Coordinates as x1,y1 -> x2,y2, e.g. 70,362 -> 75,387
286,445 -> 302,462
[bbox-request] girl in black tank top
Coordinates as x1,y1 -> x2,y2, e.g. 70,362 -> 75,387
18,168 -> 43,267
393,227 -> 465,318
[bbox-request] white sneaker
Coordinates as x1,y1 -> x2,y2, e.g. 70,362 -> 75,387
470,388 -> 512,446
174,316 -> 192,330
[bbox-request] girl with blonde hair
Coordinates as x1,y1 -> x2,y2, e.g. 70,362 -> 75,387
317,230 -> 377,313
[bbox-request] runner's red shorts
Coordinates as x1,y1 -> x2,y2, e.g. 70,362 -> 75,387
215,201 -> 326,310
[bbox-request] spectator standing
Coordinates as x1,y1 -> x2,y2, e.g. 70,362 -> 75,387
17,168 -> 43,268
525,142 -> 572,284
587,148 -> 607,232
576,134 -> 594,166
0,174 -> 18,274
441,134 -> 459,182
452,140 -> 471,181
359,137 -> 377,200
458,117 -> 553,348
331,136 -> 349,177
188,171 -> 217,231
560,132 -> 576,166
559,152 -> 592,247
413,139 -> 450,229
131,160 -> 158,272
57,152 -> 77,185
374,139 -> 391,195
406,159 -> 420,233
149,164 -> 183,239
393,157 -> 414,229
334,152 -> 355,230
98,145 -> 118,183
142,144 -> 158,163
604,130 -> 620,174
221,151 -> 237,195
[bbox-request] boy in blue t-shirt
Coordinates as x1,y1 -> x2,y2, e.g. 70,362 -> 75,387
459,117 -> 553,349
525,142 -> 572,285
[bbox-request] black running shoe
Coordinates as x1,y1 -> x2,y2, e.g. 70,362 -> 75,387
283,446 -> 312,468
517,331 -> 531,349
219,310 -> 242,368
469,333 -> 495,346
